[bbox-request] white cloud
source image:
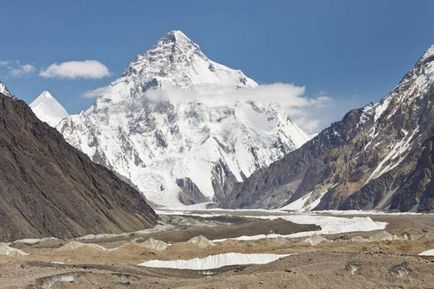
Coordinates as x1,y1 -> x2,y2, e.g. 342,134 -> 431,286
10,64 -> 35,76
0,60 -> 35,77
84,83 -> 332,133
40,60 -> 110,79
83,86 -> 109,98
145,84 -> 331,133
169,84 -> 321,107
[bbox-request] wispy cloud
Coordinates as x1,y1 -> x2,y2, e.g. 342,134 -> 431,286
10,63 -> 35,76
146,84 -> 332,133
84,83 -> 332,133
83,86 -> 109,98
0,60 -> 36,77
40,60 -> 110,79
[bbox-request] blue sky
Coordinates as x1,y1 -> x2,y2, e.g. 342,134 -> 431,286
1,0 -> 433,131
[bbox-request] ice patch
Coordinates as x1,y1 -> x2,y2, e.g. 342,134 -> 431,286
157,210 -> 387,242
419,249 -> 434,256
281,192 -> 312,210
280,184 -> 336,211
213,214 -> 387,242
313,210 -> 426,216
138,252 -> 291,270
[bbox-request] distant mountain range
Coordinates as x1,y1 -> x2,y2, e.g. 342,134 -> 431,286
0,85 -> 157,242
220,45 -> 434,212
54,30 -> 309,208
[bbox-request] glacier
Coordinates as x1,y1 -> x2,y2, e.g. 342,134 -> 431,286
138,252 -> 291,270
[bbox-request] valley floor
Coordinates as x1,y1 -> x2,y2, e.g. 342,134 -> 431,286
1,210 -> 434,289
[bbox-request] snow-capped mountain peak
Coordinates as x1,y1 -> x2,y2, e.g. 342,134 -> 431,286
0,81 -> 11,96
159,30 -> 198,50
117,30 -> 257,93
30,91 -> 69,127
58,30 -> 308,208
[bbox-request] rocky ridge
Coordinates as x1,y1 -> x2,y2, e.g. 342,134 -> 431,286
0,90 -> 158,241
220,45 -> 434,212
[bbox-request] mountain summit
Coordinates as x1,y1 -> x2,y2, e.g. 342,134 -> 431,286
30,91 -> 69,127
58,30 -> 308,208
116,30 -> 257,93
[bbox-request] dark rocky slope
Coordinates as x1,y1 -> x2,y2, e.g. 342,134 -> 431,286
220,45 -> 434,212
0,92 -> 158,241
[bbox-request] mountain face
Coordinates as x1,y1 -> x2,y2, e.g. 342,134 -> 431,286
0,91 -> 158,242
220,45 -> 434,212
58,30 -> 309,208
30,91 -> 69,127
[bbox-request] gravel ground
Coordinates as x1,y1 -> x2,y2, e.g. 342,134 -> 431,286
1,213 -> 434,289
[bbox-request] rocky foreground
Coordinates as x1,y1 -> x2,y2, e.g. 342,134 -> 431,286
1,212 -> 433,289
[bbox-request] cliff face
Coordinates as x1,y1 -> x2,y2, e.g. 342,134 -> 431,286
220,46 -> 434,212
0,93 -> 158,241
